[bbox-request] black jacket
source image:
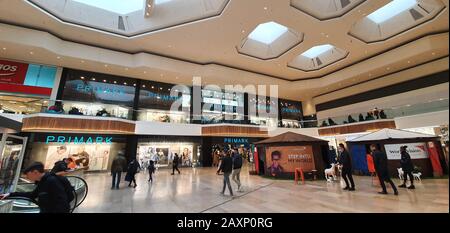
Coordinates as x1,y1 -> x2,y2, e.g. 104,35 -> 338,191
219,156 -> 233,173
373,150 -> 389,179
10,173 -> 70,213
338,150 -> 352,172
232,154 -> 243,170
111,155 -> 127,173
173,155 -> 180,167
400,151 -> 414,172
51,160 -> 68,174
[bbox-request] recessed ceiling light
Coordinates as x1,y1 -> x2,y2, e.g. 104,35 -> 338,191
2,48 -> 6,50
263,6 -> 268,10
124,82 -> 127,85
142,85 -> 146,88
386,67 -> 391,70
81,60 -> 85,63
160,74 -> 164,77
144,71 -> 147,74
92,78 -> 96,81
125,68 -> 129,71
114,81 -> 117,84
104,64 -> 108,67
29,51 -> 34,55
103,80 -> 107,82
407,61 -> 411,63
432,52 -> 436,56
57,56 -> 61,59
80,76 -> 85,80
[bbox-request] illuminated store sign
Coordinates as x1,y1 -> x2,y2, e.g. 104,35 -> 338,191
76,84 -> 125,95
46,136 -> 113,144
224,138 -> 249,144
147,91 -> 181,101
281,108 -> 301,113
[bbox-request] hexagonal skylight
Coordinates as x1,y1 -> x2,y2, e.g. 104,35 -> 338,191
288,44 -> 348,71
73,0 -> 145,14
290,0 -> 365,20
248,22 -> 289,44
367,0 -> 417,23
349,0 -> 446,43
27,0 -> 229,37
238,22 -> 303,60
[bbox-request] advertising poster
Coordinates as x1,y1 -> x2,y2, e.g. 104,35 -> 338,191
265,146 -> 315,177
137,144 -> 194,168
384,143 -> 429,160
0,145 -> 22,194
45,144 -> 111,171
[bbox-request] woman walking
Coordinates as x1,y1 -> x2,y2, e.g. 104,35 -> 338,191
125,158 -> 139,188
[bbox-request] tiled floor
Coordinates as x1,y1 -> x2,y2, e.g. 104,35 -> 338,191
76,167 -> 449,213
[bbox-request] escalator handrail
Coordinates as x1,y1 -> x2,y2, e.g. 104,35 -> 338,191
4,196 -> 40,213
65,176 -> 88,208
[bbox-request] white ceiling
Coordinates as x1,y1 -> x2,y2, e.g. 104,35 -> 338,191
0,0 -> 448,101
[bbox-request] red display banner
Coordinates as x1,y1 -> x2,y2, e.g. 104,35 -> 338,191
0,59 -> 29,84
427,141 -> 443,177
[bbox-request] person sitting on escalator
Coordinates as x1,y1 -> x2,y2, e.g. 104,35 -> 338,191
0,162 -> 73,213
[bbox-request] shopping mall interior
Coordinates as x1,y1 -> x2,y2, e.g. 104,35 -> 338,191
0,0 -> 449,214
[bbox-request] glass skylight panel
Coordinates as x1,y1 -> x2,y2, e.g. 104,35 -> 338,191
301,44 -> 334,58
155,0 -> 172,4
367,0 -> 417,24
248,22 -> 288,44
73,0 -> 145,14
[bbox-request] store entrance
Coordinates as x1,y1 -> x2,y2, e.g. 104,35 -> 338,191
203,137 -> 263,172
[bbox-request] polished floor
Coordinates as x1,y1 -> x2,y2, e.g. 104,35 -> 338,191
76,167 -> 449,213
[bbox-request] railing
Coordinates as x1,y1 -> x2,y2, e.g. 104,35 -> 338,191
319,98 -> 449,127
27,99 -> 320,128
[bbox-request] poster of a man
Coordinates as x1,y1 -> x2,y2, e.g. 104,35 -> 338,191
268,151 -> 284,177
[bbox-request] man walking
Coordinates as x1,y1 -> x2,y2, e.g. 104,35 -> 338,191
171,153 -> 181,175
232,149 -> 243,192
338,144 -> 355,191
217,152 -> 233,197
370,144 -> 398,195
399,146 -> 415,189
111,151 -> 127,189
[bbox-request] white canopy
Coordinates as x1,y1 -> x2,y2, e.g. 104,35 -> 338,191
348,128 -> 437,142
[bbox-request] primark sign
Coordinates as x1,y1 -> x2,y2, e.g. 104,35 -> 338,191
45,135 -> 113,144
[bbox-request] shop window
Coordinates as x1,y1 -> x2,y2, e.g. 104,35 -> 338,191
24,64 -> 57,88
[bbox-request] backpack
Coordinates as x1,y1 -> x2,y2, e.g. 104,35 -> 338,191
54,175 -> 76,203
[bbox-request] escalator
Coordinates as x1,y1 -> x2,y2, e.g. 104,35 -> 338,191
3,176 -> 88,213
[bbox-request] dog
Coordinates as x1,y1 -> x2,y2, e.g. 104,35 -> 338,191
397,168 -> 404,180
325,163 -> 337,182
413,172 -> 422,181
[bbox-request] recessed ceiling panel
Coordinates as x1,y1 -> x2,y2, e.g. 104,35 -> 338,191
290,0 -> 365,20
349,0 -> 446,43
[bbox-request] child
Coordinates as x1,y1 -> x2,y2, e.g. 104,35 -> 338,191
148,160 -> 156,182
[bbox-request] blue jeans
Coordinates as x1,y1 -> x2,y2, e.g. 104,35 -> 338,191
112,172 -> 122,188
222,172 -> 233,195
